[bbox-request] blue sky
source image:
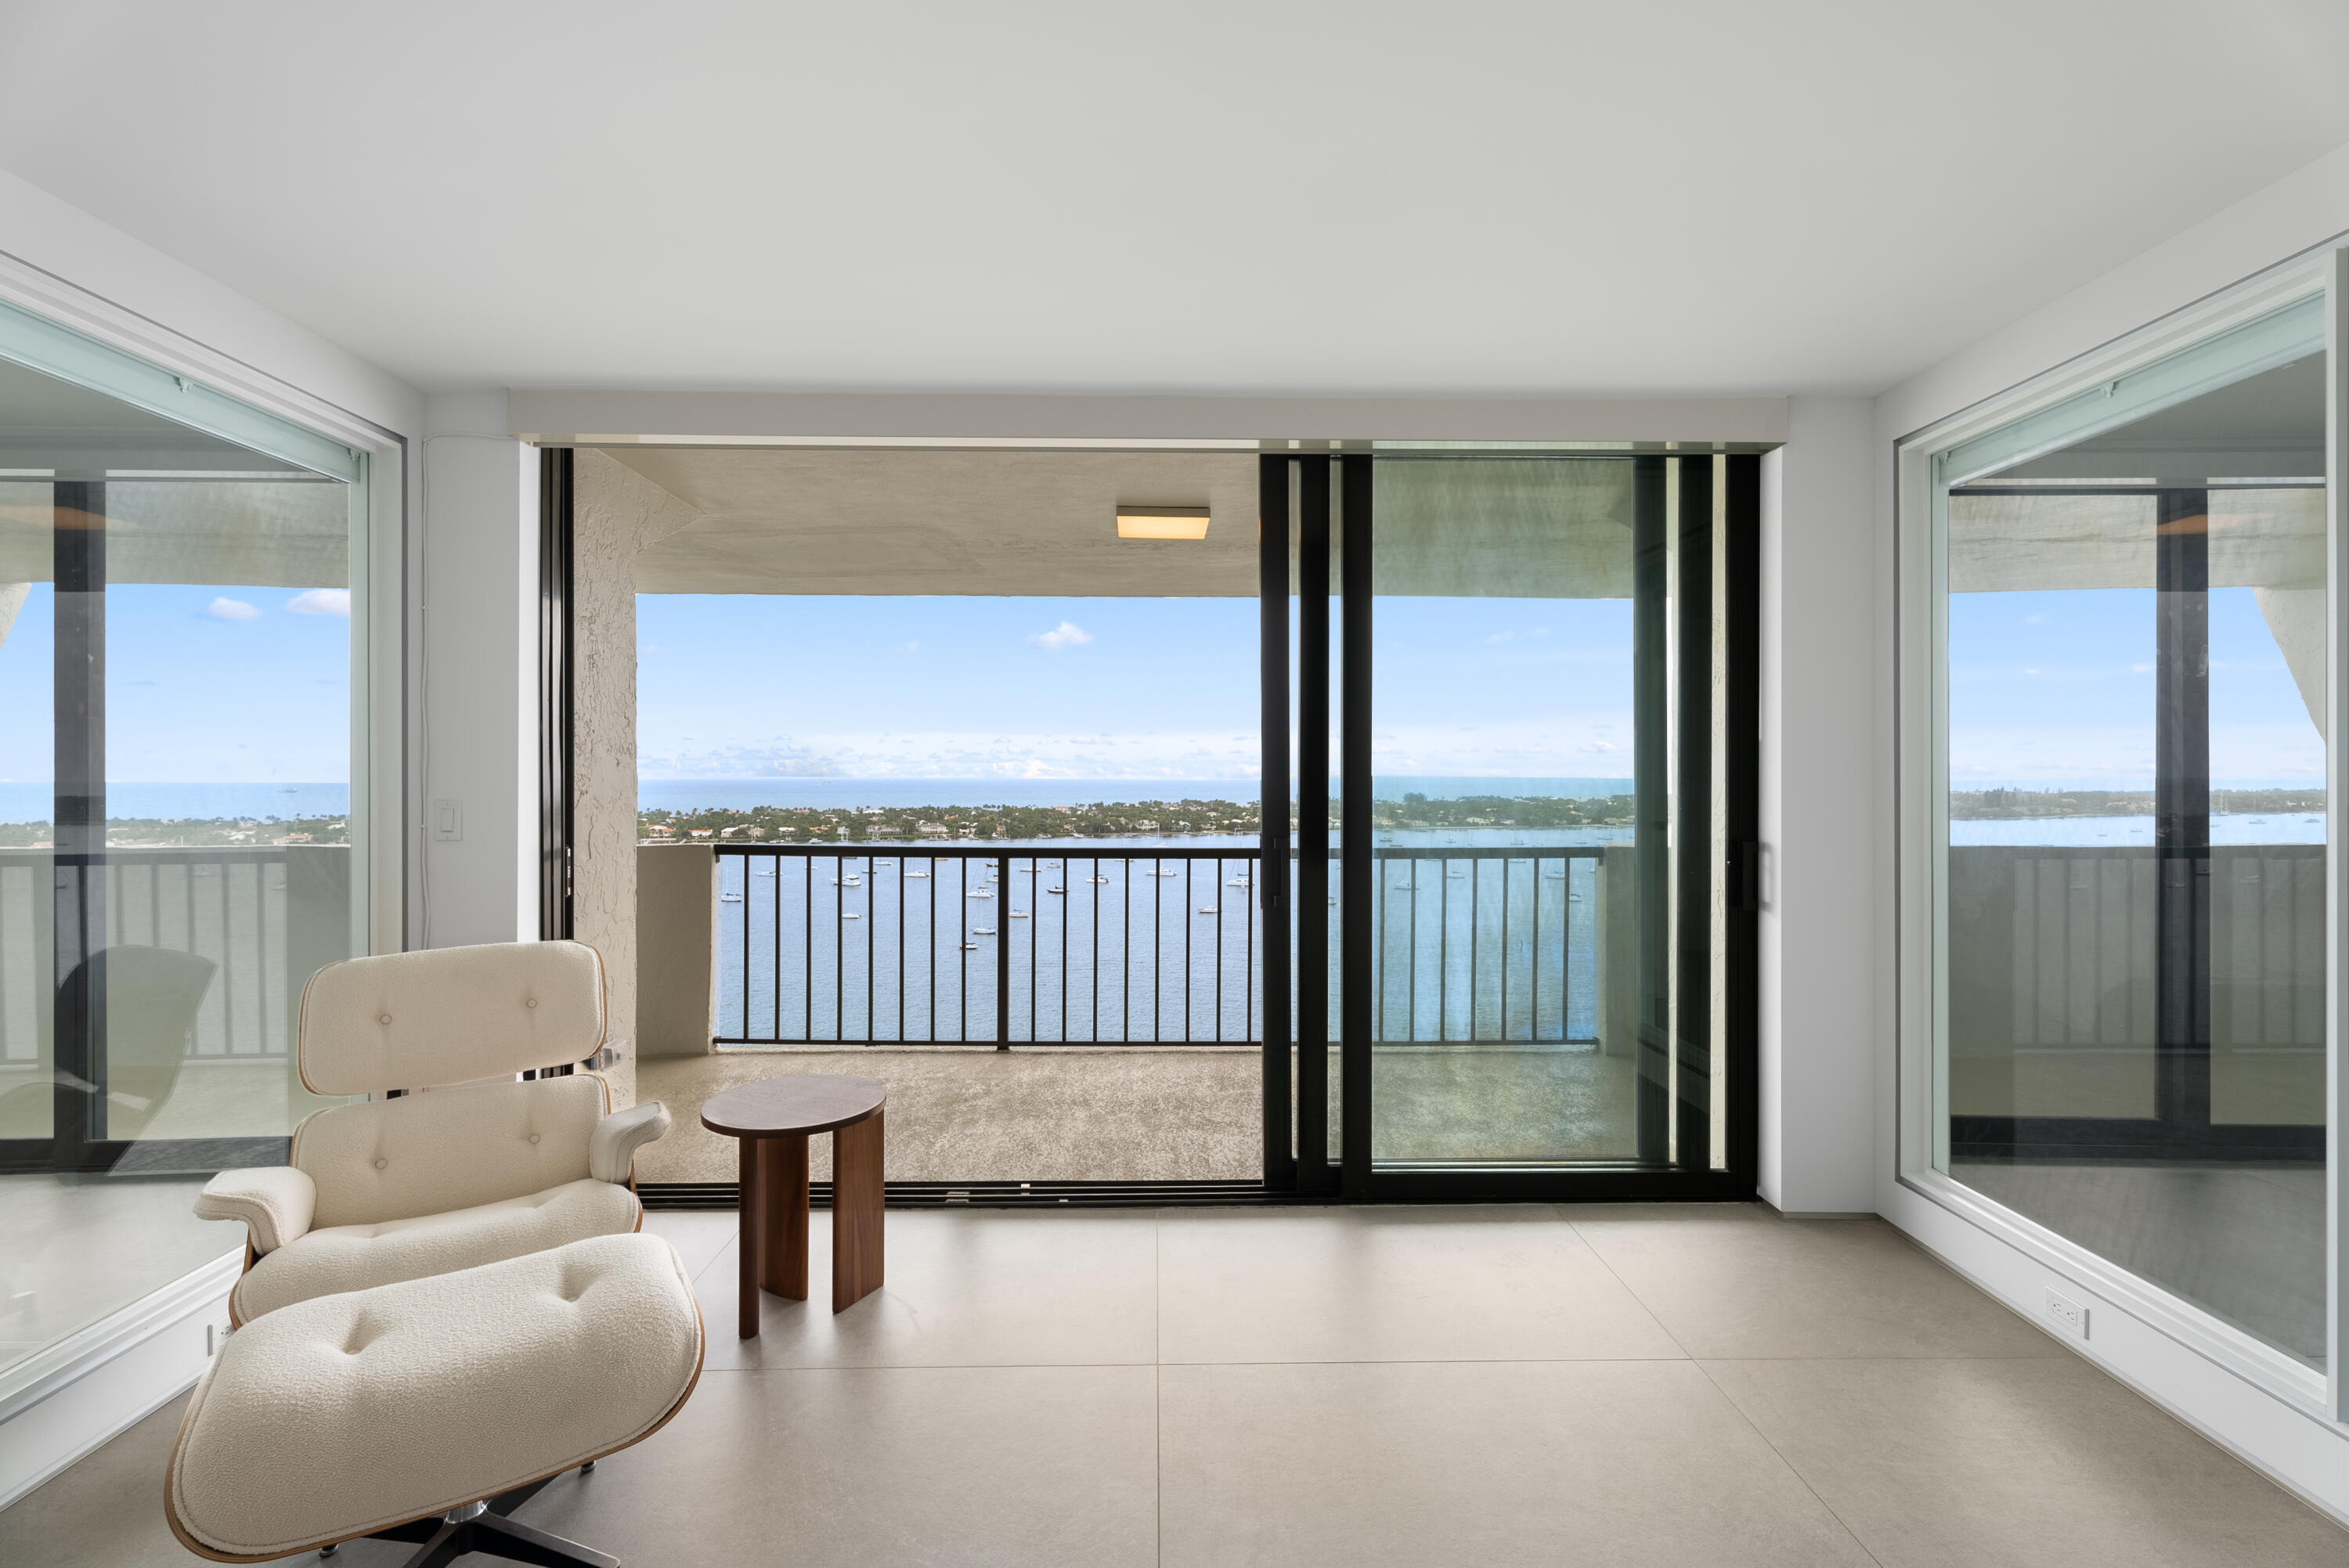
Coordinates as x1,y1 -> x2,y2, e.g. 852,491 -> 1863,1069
0,583 -> 349,784
0,579 -> 2312,792
638,593 -> 1639,780
1948,586 -> 2320,788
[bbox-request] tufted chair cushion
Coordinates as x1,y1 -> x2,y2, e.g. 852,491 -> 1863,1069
294,1073 -> 608,1228
298,939 -> 605,1096
230,1177 -> 640,1324
169,1233 -> 702,1562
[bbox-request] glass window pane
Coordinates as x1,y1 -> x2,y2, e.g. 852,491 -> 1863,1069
1936,301 -> 2329,1368
0,337 -> 366,1379
1366,455 -> 1725,1167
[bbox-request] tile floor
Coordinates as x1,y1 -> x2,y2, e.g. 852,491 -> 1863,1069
5,1202 -> 2344,1566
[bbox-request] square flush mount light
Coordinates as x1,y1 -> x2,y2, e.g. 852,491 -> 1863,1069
1116,505 -> 1211,540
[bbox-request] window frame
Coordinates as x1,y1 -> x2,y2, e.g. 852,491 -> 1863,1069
0,254 -> 407,957
1894,248 -> 2345,1421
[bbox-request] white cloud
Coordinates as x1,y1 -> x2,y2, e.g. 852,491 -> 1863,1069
284,588 -> 350,616
1484,631 -> 1514,644
1030,621 -> 1092,651
205,597 -> 260,621
1581,739 -> 1618,753
894,640 -> 921,654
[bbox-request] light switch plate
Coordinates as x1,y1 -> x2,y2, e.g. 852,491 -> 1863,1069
432,798 -> 464,842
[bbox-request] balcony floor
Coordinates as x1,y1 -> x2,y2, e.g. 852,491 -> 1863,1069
9,1203 -> 2342,1564
635,1044 -> 1644,1183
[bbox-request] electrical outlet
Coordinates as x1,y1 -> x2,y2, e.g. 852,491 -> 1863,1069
432,798 -> 464,842
204,1308 -> 233,1357
2044,1288 -> 2089,1340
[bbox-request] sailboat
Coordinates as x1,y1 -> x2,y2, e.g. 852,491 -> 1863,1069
1085,874 -> 1111,884
971,926 -> 996,936
1197,905 -> 1219,915
969,887 -> 994,899
720,892 -> 743,903
842,911 -> 861,920
907,868 -> 929,879
1046,886 -> 1065,895
957,940 -> 982,951
1009,910 -> 1030,919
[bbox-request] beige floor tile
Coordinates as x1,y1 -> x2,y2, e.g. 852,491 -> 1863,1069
1157,1204 -> 1684,1364
0,1395 -> 345,1566
640,1208 -> 738,1282
1704,1356 -> 2349,1566
1571,1206 -> 2065,1359
692,1207 -> 1159,1368
522,1364 -> 1158,1568
1160,1358 -> 1875,1567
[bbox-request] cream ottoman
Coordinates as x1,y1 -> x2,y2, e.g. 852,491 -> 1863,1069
166,1232 -> 702,1566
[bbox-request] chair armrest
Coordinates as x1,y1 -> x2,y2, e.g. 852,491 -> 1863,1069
193,1166 -> 316,1255
590,1100 -> 671,1184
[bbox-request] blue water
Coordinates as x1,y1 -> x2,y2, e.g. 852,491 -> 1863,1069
713,841 -> 1610,1047
0,782 -> 348,824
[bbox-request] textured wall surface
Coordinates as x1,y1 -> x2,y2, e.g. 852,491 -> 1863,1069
637,844 -> 716,1058
572,449 -> 702,1106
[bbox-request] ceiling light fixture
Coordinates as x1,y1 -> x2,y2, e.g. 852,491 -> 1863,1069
1116,506 -> 1211,540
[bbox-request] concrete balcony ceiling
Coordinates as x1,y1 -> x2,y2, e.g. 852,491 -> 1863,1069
617,445 -> 1641,598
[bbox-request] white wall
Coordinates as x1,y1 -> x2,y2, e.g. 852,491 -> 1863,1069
415,391 -> 538,950
1759,398 -> 1878,1215
0,164 -> 420,440
1867,137 -> 2349,1523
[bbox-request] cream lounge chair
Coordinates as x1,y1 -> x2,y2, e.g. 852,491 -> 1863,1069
193,939 -> 672,1324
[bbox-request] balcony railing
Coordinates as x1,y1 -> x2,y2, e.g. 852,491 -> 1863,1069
1945,842 -> 2324,1051
0,845 -> 351,1067
714,842 -> 1613,1047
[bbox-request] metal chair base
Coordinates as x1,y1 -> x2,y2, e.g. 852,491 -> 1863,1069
327,1467 -> 614,1567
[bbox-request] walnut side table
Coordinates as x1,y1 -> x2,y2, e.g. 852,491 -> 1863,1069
699,1074 -> 886,1336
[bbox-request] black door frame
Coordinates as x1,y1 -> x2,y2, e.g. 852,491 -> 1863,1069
1261,449 -> 1762,1202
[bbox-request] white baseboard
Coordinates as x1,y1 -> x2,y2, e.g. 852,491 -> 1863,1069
1880,1179 -> 2349,1529
0,1250 -> 239,1509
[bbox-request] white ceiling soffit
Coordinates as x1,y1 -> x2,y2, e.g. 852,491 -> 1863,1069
610,446 -> 1641,599
512,390 -> 1789,448
5,5 -> 2347,399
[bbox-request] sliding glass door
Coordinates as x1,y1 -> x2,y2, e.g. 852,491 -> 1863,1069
1919,289 -> 2331,1369
1265,447 -> 1757,1199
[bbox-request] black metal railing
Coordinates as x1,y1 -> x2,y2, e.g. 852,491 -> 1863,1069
716,842 -> 1614,1048
1372,846 -> 1607,1044
716,845 -> 1265,1045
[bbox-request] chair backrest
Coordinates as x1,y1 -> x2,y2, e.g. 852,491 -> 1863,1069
298,940 -> 605,1096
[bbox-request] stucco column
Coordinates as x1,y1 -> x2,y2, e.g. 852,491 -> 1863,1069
571,449 -> 702,1106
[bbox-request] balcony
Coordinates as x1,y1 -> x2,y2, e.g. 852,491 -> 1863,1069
633,840 -> 1643,1189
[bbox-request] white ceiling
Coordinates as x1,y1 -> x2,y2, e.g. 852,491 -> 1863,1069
2,2 -> 2346,400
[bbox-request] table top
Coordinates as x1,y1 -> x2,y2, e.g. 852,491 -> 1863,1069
700,1074 -> 886,1138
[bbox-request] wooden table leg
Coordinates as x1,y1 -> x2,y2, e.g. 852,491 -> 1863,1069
832,1108 -> 885,1312
736,1135 -> 760,1339
758,1133 -> 810,1300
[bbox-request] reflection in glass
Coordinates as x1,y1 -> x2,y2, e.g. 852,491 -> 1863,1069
1936,299 -> 2329,1367
0,334 -> 363,1377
